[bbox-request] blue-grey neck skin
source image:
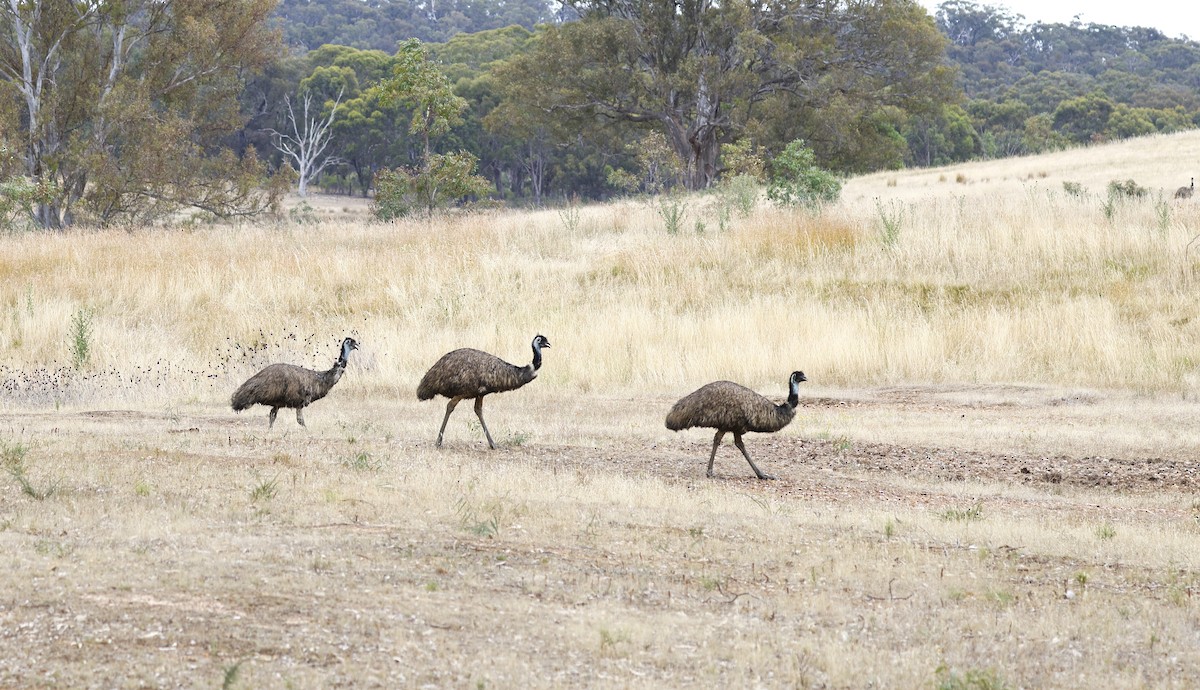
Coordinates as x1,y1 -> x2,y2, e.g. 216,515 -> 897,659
338,338 -> 358,367
531,335 -> 549,371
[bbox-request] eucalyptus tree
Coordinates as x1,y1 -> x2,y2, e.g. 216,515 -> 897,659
369,38 -> 489,215
0,0 -> 283,228
494,0 -> 956,190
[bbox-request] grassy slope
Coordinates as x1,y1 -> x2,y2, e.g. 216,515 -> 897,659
1,132 -> 1199,688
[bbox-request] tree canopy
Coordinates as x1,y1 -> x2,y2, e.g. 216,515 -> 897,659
0,0 -> 286,228
492,0 -> 956,189
274,0 -> 559,50
6,0 -> 1200,227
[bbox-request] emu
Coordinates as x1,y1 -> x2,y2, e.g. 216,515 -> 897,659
417,334 -> 550,449
231,337 -> 359,428
1176,178 -> 1194,199
665,371 -> 807,480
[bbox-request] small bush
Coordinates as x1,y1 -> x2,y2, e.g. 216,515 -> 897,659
935,664 -> 1011,690
288,201 -> 318,225
558,199 -> 582,233
766,139 -> 841,208
720,138 -> 765,179
372,168 -> 415,220
341,452 -> 381,472
1107,178 -> 1148,201
372,152 -> 491,220
719,174 -> 759,218
875,199 -> 905,249
1062,181 -> 1087,198
69,308 -> 94,370
939,503 -> 983,522
3,441 -> 56,501
0,170 -> 57,232
250,475 -> 279,502
657,194 -> 688,235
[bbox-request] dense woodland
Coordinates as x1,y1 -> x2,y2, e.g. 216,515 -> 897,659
266,0 -> 1200,200
2,0 -> 1199,227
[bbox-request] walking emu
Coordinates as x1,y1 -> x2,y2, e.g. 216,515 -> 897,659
1176,178 -> 1194,199
231,337 -> 359,428
417,334 -> 550,449
666,371 -> 807,480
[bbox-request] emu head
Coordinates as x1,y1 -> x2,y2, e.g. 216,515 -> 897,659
790,371 -> 807,387
533,334 -> 551,350
340,337 -> 360,360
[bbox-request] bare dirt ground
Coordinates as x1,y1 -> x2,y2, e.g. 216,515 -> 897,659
1,384 -> 1199,688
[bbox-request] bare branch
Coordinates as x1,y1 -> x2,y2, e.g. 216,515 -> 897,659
269,89 -> 346,197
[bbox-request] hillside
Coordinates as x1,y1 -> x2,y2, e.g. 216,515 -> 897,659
847,128 -> 1200,203
2,130 -> 1200,688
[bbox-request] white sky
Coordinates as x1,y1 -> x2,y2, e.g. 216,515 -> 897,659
916,0 -> 1200,41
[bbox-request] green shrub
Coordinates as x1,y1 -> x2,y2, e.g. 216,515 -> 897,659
720,174 -> 760,218
1062,181 -> 1087,198
766,139 -> 842,208
372,168 -> 415,220
372,151 -> 491,220
1107,178 -> 1148,201
0,174 -> 57,232
69,308 -> 94,369
935,664 -> 1011,690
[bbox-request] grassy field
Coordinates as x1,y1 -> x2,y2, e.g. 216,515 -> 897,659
2,131 -> 1200,688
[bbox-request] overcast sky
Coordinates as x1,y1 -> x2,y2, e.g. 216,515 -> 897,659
915,0 -> 1200,41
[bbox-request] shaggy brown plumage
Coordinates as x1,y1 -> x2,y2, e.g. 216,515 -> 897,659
417,334 -> 550,449
1176,178 -> 1194,199
231,337 -> 358,429
666,371 -> 807,479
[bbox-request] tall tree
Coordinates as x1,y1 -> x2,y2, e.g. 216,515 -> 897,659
493,0 -> 955,189
0,0 -> 283,228
270,86 -> 345,197
369,38 -> 489,216
372,38 -> 467,165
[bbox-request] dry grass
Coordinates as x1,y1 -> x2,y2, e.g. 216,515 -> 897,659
2,131 -> 1200,687
5,133 -> 1200,402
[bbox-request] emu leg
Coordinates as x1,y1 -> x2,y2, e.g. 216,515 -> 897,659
734,433 -> 775,480
474,396 -> 497,450
436,397 -> 461,447
296,407 -> 306,427
707,431 -> 726,477
268,407 -> 279,429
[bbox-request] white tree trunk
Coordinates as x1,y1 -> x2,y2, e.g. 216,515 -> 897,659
270,90 -> 345,198
2,1 -> 98,227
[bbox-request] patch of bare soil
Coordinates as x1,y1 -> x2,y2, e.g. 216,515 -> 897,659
2,387 -> 1198,688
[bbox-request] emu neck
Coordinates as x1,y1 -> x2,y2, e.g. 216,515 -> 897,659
324,357 -> 348,385
531,343 -> 543,371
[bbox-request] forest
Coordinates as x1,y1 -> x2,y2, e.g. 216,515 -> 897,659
2,0 -> 1199,227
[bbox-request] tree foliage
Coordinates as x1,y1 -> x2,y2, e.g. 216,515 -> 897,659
0,0 -> 286,228
274,0 -> 558,50
372,150 -> 491,219
934,0 -> 1200,156
493,0 -> 955,190
766,140 -> 842,208
372,39 -> 469,162
367,39 -> 490,217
